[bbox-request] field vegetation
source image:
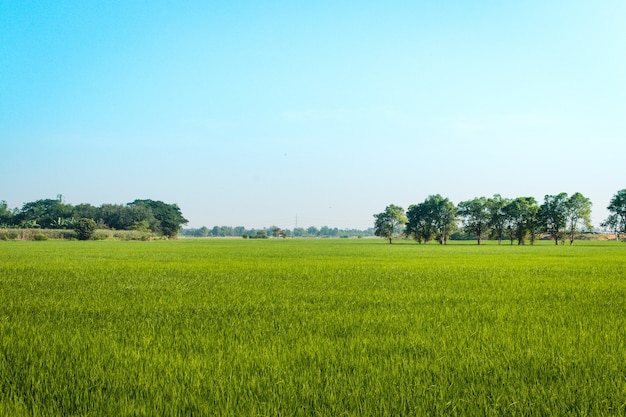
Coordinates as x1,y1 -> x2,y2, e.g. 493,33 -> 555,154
1,239 -> 625,416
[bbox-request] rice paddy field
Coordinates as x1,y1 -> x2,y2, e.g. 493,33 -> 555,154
1,238 -> 625,416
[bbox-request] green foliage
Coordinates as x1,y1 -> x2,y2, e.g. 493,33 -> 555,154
602,189 -> 626,239
0,200 -> 16,226
486,194 -> 510,244
16,198 -> 74,229
129,199 -> 188,238
504,196 -> 539,245
0,240 -> 625,415
74,218 -> 97,240
405,195 -> 457,244
457,197 -> 490,244
539,193 -> 569,245
373,204 -> 407,243
564,192 -> 593,245
3,197 -> 188,238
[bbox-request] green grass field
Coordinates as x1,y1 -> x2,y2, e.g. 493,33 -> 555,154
1,239 -> 625,416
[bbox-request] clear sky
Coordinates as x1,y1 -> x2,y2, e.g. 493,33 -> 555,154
1,1 -> 624,229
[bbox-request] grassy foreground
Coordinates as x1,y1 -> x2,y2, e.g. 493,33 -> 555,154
1,239 -> 625,416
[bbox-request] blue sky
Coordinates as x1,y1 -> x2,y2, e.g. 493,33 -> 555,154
1,1 -> 624,229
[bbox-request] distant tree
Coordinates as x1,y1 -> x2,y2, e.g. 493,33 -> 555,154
539,193 -> 569,245
564,192 -> 593,245
75,218 -> 97,240
602,189 -> 626,240
433,195 -> 457,245
406,203 -> 434,243
374,204 -> 407,244
16,198 -> 74,229
98,204 -> 154,231
307,226 -> 319,236
72,203 -> 98,221
525,200 -> 541,245
406,195 -> 457,245
271,226 -> 282,238
420,195 -> 457,245
487,194 -> 510,245
504,197 -> 539,245
0,200 -> 17,226
129,200 -> 188,238
457,197 -> 490,244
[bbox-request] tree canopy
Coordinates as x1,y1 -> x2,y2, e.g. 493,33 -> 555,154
376,190 -> 604,245
0,197 -> 188,238
373,205 -> 407,244
602,189 -> 626,240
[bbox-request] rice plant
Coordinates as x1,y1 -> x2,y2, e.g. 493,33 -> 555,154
1,239 -> 625,416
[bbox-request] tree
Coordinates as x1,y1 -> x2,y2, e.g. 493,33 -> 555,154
406,195 -> 457,245
504,197 -> 539,245
428,195 -> 457,245
374,204 -> 407,244
75,218 -> 97,240
487,195 -> 510,245
0,201 -> 16,226
129,200 -> 188,238
602,189 -> 626,240
16,198 -> 73,229
457,197 -> 490,244
307,226 -> 319,236
72,203 -> 98,221
539,193 -> 569,245
98,204 -> 154,231
271,226 -> 283,238
406,203 -> 433,243
564,192 -> 593,245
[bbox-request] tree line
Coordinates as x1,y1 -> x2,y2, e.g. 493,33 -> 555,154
180,225 -> 375,238
0,196 -> 188,239
374,189 -> 626,245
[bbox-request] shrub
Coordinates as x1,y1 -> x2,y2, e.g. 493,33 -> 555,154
75,218 -> 97,240
33,234 -> 48,241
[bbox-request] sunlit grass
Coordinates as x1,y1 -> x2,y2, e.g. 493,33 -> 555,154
1,239 -> 625,416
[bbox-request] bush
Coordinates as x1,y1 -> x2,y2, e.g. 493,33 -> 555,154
75,218 -> 97,240
33,234 -> 48,241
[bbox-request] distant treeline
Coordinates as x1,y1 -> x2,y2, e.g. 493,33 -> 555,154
0,196 -> 188,238
374,190 -> 626,245
180,225 -> 376,238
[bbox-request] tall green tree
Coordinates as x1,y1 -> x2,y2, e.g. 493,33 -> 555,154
406,202 -> 434,243
373,204 -> 407,244
602,189 -> 626,240
457,197 -> 490,245
539,193 -> 569,245
72,203 -> 99,222
406,195 -> 457,244
129,200 -> 188,238
487,194 -> 510,245
564,192 -> 593,245
504,197 -> 539,245
16,198 -> 74,229
431,195 -> 458,245
0,200 -> 16,226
